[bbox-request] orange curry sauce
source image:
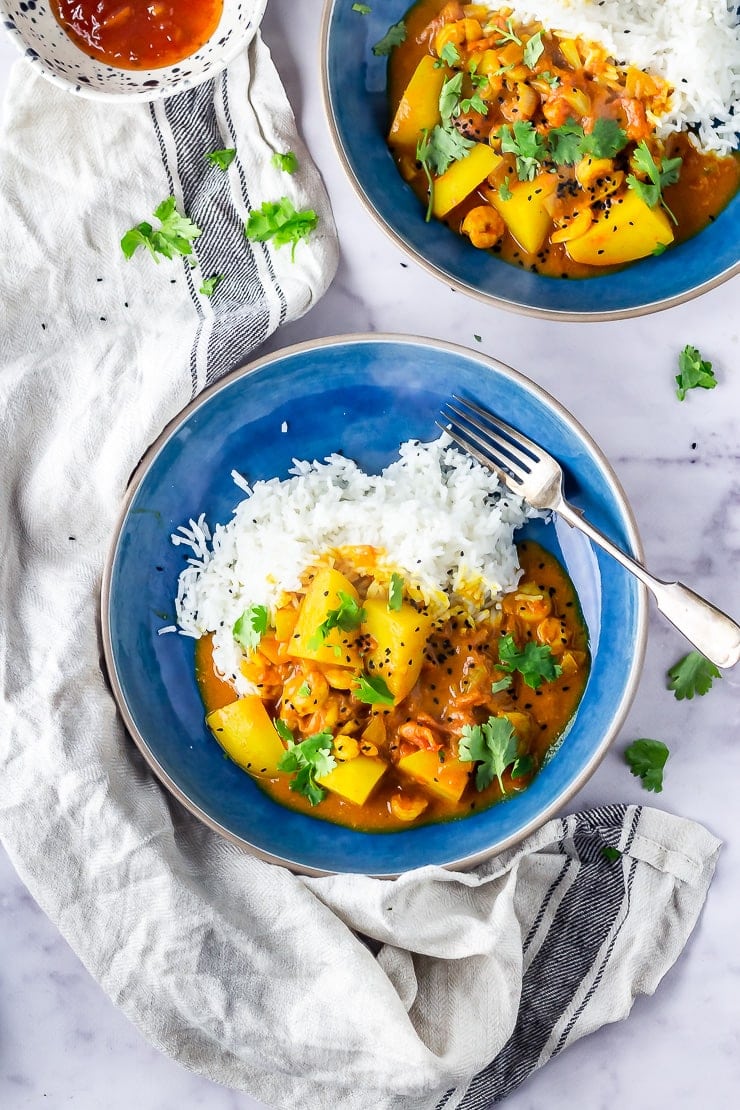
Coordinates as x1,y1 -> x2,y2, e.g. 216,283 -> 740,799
51,0 -> 223,70
195,542 -> 590,832
388,1 -> 740,278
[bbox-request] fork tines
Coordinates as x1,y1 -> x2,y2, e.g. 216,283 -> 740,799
436,395 -> 538,487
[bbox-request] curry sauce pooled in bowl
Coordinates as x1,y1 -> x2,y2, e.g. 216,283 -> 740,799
386,1 -> 740,277
172,437 -> 590,831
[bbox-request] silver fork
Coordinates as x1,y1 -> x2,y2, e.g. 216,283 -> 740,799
438,395 -> 740,669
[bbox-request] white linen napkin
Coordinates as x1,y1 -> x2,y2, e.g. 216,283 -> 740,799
0,43 -> 721,1110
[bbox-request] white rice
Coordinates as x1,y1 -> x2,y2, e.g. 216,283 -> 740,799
170,436 -> 537,693
511,0 -> 740,155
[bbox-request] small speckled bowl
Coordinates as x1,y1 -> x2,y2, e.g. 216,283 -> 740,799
0,0 -> 266,101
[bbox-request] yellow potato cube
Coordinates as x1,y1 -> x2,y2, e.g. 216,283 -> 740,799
289,567 -> 362,669
389,55 -> 447,148
398,750 -> 471,803
206,697 -> 285,777
361,598 -> 433,703
433,143 -> 502,218
489,173 -> 557,254
565,190 -> 674,266
318,756 -> 388,806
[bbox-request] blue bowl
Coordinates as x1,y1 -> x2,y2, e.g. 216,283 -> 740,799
102,335 -> 647,875
320,1 -> 740,320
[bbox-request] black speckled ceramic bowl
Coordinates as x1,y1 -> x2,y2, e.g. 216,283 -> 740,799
0,0 -> 266,101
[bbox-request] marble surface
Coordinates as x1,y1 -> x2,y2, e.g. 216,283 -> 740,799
1,2 -> 739,1107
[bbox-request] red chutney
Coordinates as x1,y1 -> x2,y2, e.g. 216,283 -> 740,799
51,0 -> 224,71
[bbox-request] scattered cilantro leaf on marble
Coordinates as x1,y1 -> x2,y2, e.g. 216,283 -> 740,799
624,738 -> 669,792
675,345 -> 717,401
667,651 -> 720,698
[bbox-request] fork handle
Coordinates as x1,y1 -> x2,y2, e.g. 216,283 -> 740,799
556,500 -> 740,669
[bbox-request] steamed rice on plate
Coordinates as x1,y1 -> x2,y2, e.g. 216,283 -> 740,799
385,0 -> 740,276
168,437 -> 590,831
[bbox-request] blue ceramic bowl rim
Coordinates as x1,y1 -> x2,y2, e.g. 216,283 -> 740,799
101,333 -> 649,876
319,0 -> 740,322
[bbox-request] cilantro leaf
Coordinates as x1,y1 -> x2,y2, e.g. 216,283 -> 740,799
273,718 -> 294,744
490,675 -> 512,694
495,17 -> 522,47
667,651 -> 720,699
624,738 -> 669,793
205,148 -> 236,171
602,845 -> 622,862
233,604 -> 270,652
439,72 -> 464,124
581,117 -> 628,159
245,197 -> 318,261
372,19 -> 406,56
297,681 -> 311,698
675,345 -> 717,401
498,176 -> 513,201
307,591 -> 366,651
353,673 -> 395,705
539,70 -> 560,88
272,150 -> 298,174
548,118 -> 585,166
121,196 -> 202,263
388,573 -> 404,611
498,121 -> 546,181
435,41 -> 460,68
497,633 -> 562,689
199,274 -> 224,297
278,730 -> 336,806
460,91 -> 489,116
523,30 -> 544,69
627,141 -> 682,223
422,123 -> 475,176
459,715 -> 519,792
352,2 -> 371,13
416,129 -> 436,222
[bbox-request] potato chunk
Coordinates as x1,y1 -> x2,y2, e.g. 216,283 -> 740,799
398,750 -> 471,803
565,190 -> 673,265
318,755 -> 388,806
489,173 -> 557,254
361,599 -> 433,703
206,697 -> 285,777
388,55 -> 447,147
433,143 -> 502,218
289,568 -> 362,669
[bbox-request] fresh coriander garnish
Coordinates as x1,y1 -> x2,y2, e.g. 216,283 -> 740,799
352,673 -> 395,705
277,730 -> 336,806
459,715 -> 518,792
627,141 -> 682,223
498,121 -> 546,181
510,753 -> 533,780
548,118 -> 585,166
497,633 -> 562,689
602,845 -> 622,862
205,148 -> 236,171
121,197 -> 202,264
372,19 -> 406,56
245,197 -> 318,261
435,41 -> 460,67
667,650 -> 720,699
388,573 -> 404,611
424,123 -> 475,175
272,150 -> 298,174
495,17 -> 522,47
273,718 -> 295,744
307,591 -> 366,651
523,30 -> 544,69
233,604 -> 270,652
416,129 -> 436,222
624,738 -> 669,793
297,681 -> 311,698
498,176 -> 513,201
439,72 -> 464,123
490,675 -> 512,694
199,274 -> 224,297
539,70 -> 560,88
581,117 -> 628,159
675,345 -> 717,401
460,89 -> 488,115
352,2 -> 371,13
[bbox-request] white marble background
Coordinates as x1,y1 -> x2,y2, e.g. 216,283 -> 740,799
1,1 -> 739,1107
